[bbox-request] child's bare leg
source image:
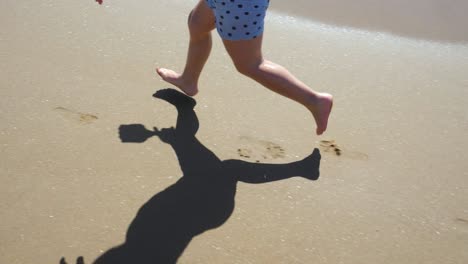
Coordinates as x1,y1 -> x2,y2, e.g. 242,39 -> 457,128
157,0 -> 215,96
223,35 -> 333,135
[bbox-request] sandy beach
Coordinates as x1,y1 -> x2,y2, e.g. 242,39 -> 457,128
1,0 -> 468,263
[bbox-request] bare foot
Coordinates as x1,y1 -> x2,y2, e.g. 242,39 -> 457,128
156,68 -> 198,96
307,93 -> 333,135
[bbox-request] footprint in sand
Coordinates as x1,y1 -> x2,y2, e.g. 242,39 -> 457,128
237,148 -> 253,159
319,140 -> 368,160
54,107 -> 98,124
237,136 -> 286,162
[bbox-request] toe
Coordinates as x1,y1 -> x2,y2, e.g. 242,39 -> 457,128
156,68 -> 164,76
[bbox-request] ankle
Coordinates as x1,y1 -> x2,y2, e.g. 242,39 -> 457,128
179,73 -> 198,87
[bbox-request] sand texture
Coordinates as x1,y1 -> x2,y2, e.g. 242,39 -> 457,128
1,0 -> 468,263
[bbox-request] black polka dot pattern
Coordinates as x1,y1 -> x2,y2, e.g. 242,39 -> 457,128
205,0 -> 269,40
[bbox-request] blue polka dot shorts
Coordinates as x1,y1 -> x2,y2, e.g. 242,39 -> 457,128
205,0 -> 270,41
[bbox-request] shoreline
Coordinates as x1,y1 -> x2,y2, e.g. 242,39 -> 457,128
269,0 -> 468,43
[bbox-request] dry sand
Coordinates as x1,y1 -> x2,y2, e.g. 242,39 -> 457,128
1,0 -> 467,263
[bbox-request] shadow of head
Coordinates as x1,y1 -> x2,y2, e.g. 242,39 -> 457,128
118,124 -> 157,143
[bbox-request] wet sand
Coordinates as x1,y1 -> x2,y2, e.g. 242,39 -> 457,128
1,0 -> 468,263
270,0 -> 468,43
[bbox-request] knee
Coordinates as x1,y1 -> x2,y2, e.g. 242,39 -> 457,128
233,60 -> 263,78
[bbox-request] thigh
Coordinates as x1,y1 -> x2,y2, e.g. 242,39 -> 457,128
190,0 -> 217,33
222,34 -> 264,69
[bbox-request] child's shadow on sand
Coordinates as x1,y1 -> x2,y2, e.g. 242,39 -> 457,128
89,89 -> 321,264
